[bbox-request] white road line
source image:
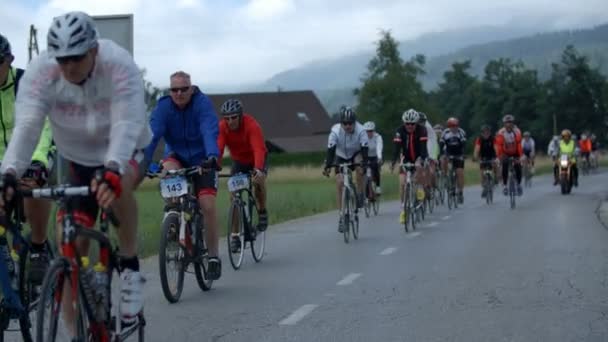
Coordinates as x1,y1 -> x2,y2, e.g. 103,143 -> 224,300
407,231 -> 422,238
425,222 -> 439,228
441,215 -> 451,220
337,273 -> 362,286
279,304 -> 319,325
379,247 -> 397,255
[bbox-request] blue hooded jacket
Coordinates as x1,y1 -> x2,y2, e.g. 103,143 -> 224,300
144,87 -> 219,166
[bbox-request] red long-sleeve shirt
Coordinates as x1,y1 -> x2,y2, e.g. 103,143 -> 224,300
218,114 -> 267,169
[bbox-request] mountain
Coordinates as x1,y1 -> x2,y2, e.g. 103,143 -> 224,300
261,23 -> 608,113
263,25 -> 545,91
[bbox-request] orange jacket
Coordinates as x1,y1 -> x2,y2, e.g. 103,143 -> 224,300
579,139 -> 592,153
218,114 -> 268,169
494,127 -> 522,157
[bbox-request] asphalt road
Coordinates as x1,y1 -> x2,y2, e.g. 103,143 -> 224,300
8,170 -> 608,341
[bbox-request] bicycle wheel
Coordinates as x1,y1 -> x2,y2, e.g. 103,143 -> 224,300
363,180 -> 371,218
250,198 -> 266,263
17,243 -> 35,342
351,192 -> 359,240
485,174 -> 493,205
408,184 -> 417,231
342,188 -> 350,244
227,201 -> 245,270
403,184 -> 410,233
159,212 -> 185,303
193,214 -> 213,291
36,257 -> 87,342
509,176 -> 516,209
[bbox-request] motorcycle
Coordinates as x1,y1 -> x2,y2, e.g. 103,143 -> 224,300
559,154 -> 574,195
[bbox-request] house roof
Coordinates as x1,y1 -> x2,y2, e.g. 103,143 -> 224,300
207,90 -> 332,139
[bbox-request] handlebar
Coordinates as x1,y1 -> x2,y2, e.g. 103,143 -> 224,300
147,164 -> 222,179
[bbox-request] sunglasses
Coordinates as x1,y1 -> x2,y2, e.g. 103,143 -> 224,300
170,86 -> 191,94
224,114 -> 240,122
405,123 -> 417,126
342,121 -> 354,126
56,53 -> 88,65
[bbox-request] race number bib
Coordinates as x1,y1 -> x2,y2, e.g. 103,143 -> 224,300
160,176 -> 188,198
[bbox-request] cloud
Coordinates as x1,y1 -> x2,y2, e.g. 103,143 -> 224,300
2,0 -> 607,89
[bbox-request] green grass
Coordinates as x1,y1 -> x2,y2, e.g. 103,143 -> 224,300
130,156 -> 604,257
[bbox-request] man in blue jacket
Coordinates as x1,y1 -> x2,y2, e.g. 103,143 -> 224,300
144,71 -> 222,280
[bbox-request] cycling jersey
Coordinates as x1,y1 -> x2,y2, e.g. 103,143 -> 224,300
0,66 -> 54,167
579,138 -> 592,153
475,136 -> 496,160
1,39 -> 151,176
392,124 -> 428,164
495,127 -> 522,157
548,140 -> 559,157
440,128 -> 466,156
217,114 -> 267,170
423,121 -> 439,160
145,86 -> 219,167
327,122 -> 368,160
367,132 -> 383,159
522,137 -> 535,154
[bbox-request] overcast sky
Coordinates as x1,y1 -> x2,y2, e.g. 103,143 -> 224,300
2,0 -> 607,88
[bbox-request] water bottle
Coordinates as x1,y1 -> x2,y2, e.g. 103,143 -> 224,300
80,257 -> 96,309
0,226 -> 15,283
93,262 -> 108,321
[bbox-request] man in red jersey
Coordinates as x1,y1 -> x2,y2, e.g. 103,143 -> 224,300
217,99 -> 269,253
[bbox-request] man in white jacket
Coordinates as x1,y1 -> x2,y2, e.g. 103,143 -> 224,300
363,121 -> 383,194
0,11 -> 150,328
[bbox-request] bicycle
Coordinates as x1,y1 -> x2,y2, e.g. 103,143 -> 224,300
581,154 -> 590,176
363,164 -> 379,218
522,157 -> 533,188
27,183 -> 145,342
505,157 -> 518,209
480,159 -> 494,205
434,166 -> 446,207
445,156 -> 463,210
327,163 -> 360,243
147,166 -> 213,303
400,162 -> 423,233
222,171 -> 266,269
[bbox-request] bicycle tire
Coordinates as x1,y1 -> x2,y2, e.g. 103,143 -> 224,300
409,184 -> 417,231
17,243 -> 34,342
159,213 -> 185,303
249,197 -> 265,263
36,257 -> 87,342
227,201 -> 245,270
363,180 -> 371,218
343,187 -> 350,244
192,213 -> 212,291
403,183 -> 409,233
351,192 -> 359,240
509,175 -> 516,209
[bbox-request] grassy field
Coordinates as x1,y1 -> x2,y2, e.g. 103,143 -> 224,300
134,156 -> 571,257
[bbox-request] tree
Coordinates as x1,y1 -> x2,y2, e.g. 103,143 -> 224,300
430,60 -> 479,132
141,69 -> 161,113
355,30 -> 428,140
545,45 -> 607,139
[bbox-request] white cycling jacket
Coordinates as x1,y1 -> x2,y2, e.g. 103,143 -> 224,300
367,132 -> 383,159
1,39 -> 151,176
328,122 -> 369,160
425,121 -> 438,159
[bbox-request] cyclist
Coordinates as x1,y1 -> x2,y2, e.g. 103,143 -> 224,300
591,133 -> 600,166
323,107 -> 368,232
391,109 -> 427,224
363,121 -> 383,195
495,114 -> 523,196
521,131 -> 535,171
0,34 -> 55,287
418,112 -> 439,192
473,124 -> 498,198
547,135 -> 560,161
144,71 -> 222,280
217,99 -> 269,252
440,117 -> 466,203
554,129 -> 578,186
579,132 -> 592,168
0,12 -> 151,326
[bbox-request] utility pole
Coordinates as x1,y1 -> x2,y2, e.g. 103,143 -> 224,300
28,25 -> 39,62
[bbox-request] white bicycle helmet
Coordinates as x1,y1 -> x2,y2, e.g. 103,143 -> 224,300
47,11 -> 98,58
363,121 -> 375,131
401,109 -> 419,123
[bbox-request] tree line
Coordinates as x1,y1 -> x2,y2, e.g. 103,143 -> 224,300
355,30 -> 608,152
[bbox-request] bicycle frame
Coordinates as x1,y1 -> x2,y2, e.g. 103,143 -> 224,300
25,185 -> 142,342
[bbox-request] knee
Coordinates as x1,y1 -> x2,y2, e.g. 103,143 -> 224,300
199,195 -> 217,214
